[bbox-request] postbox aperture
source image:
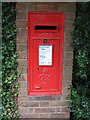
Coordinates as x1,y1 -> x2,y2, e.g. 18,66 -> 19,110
28,12 -> 64,95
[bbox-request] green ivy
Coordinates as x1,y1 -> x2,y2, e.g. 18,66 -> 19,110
69,2 -> 90,120
2,3 -> 20,119
0,2 -> 2,118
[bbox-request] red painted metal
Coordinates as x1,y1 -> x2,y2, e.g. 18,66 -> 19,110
28,12 -> 64,95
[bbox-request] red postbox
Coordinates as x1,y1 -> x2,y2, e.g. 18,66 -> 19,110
28,12 -> 64,95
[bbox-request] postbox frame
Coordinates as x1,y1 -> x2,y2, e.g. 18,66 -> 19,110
28,12 -> 64,96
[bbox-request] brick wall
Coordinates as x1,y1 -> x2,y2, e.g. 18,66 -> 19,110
0,2 -> 2,115
16,2 -> 76,119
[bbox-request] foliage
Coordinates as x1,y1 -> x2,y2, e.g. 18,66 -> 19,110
2,3 -> 20,119
70,2 -> 90,120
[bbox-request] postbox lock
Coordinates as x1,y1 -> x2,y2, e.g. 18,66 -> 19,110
43,39 -> 48,44
37,67 -> 40,71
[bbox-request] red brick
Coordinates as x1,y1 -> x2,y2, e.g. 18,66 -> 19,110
61,94 -> 69,100
63,60 -> 73,66
64,3 -> 76,12
16,20 -> 27,28
16,3 -> 27,11
18,107 -> 29,114
20,114 -> 30,118
65,12 -> 75,21
50,113 -> 70,118
18,81 -> 27,89
18,102 -> 39,108
40,114 -> 50,118
59,100 -> 70,106
33,95 -> 56,101
29,96 -> 34,101
18,74 -> 27,81
65,21 -> 74,31
49,101 -> 59,106
61,107 -> 70,112
18,102 -> 29,107
18,88 -> 27,95
18,52 -> 27,59
53,95 -> 61,100
28,3 -> 34,11
63,74 -> 72,81
29,114 -> 40,118
62,88 -> 71,96
17,59 -> 27,67
29,108 -> 34,113
43,95 -> 58,100
34,95 -> 61,101
34,3 -> 58,12
21,67 -> 27,74
17,29 -> 27,38
64,36 -> 73,44
64,64 -> 73,70
17,36 -> 27,43
49,100 -> 69,107
64,52 -> 73,59
63,66 -> 73,75
20,114 -> 40,118
40,102 -> 49,107
55,107 -> 61,112
17,44 -> 27,51
16,12 -> 27,19
34,108 -> 56,113
65,30 -> 73,37
57,3 -> 65,12
28,102 -> 39,107
63,81 -> 72,88
64,45 -> 73,51
65,28 -> 74,36
18,96 -> 29,101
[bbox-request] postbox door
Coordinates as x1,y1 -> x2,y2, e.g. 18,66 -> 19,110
28,12 -> 64,95
29,39 -> 62,95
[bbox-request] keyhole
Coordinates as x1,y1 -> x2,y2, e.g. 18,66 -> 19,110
37,67 -> 40,71
43,39 -> 48,44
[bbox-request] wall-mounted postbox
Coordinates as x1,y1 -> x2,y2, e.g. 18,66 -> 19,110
28,12 -> 64,95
